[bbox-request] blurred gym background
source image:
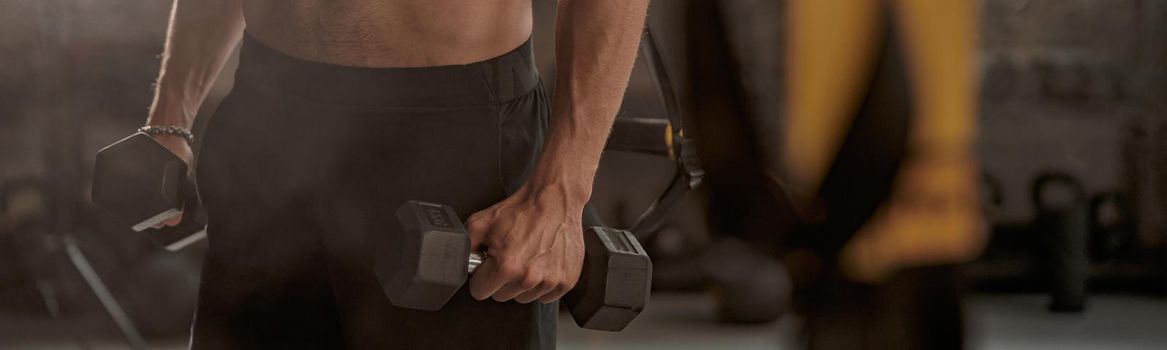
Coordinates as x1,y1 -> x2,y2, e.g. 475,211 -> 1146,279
2,0 -> 1166,349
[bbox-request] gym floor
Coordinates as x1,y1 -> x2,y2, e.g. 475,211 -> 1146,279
2,292 -> 1164,349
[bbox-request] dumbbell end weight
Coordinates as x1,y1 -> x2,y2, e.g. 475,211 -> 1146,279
93,132 -> 208,251
381,201 -> 471,311
564,227 -> 652,332
93,133 -> 185,226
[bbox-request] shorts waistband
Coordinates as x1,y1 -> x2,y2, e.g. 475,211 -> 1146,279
233,33 -> 540,108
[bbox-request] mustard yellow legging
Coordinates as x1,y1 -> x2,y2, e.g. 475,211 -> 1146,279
784,0 -> 983,282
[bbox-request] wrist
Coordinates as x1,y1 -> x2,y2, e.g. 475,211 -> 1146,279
145,113 -> 193,129
147,91 -> 197,128
523,144 -> 599,207
519,177 -> 591,214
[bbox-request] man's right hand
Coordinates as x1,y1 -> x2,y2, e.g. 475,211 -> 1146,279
149,132 -> 195,228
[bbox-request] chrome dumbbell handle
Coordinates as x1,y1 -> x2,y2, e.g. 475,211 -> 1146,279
468,252 -> 485,274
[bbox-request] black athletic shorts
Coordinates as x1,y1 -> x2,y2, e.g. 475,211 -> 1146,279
192,34 -> 556,349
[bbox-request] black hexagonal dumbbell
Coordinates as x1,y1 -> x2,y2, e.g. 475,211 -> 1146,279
92,132 -> 207,251
378,200 -> 652,331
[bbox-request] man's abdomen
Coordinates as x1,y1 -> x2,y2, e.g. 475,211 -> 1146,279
241,0 -> 533,68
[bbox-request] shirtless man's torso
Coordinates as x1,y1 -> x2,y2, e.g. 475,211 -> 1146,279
139,0 -> 649,348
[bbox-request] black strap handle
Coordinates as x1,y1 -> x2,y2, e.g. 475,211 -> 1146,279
620,26 -> 705,239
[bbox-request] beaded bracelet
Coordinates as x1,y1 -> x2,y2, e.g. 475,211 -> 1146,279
139,125 -> 194,145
